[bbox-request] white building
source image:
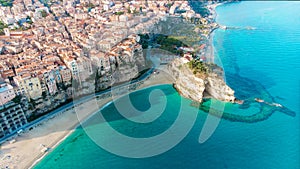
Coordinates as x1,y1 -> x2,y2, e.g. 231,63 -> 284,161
0,81 -> 16,106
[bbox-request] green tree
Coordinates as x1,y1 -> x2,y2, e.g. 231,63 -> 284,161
166,3 -> 172,8
87,3 -> 95,8
133,9 -> 139,15
115,11 -> 124,15
0,20 -> 8,35
0,0 -> 13,7
40,10 -> 47,18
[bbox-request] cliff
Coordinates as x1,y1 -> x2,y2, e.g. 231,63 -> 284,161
168,58 -> 235,103
95,45 -> 145,90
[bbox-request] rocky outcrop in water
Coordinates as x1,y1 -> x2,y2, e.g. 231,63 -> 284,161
168,58 -> 235,103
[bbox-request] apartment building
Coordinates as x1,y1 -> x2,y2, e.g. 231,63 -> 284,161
0,102 -> 27,138
13,74 -> 43,100
59,66 -> 72,85
41,70 -> 58,96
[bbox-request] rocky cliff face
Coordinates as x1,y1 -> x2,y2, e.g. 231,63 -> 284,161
112,46 -> 145,84
168,58 -> 235,103
96,46 -> 145,90
205,73 -> 235,102
169,58 -> 206,103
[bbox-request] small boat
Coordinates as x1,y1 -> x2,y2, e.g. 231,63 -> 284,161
220,25 -> 227,30
234,99 -> 244,104
272,103 -> 283,108
255,98 -> 264,103
246,26 -> 256,30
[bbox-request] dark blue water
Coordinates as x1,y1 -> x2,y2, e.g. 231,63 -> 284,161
35,2 -> 299,169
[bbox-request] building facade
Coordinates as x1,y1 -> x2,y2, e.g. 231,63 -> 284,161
13,75 -> 43,100
0,102 -> 27,138
0,81 -> 16,106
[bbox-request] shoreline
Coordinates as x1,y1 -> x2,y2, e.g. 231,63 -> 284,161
204,2 -> 224,63
28,123 -> 77,168
0,65 -> 173,169
28,97 -> 113,169
30,64 -> 173,168
0,3 -> 221,169
0,97 -> 111,169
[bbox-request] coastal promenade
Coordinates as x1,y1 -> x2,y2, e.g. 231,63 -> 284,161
0,65 -> 173,169
0,68 -> 155,144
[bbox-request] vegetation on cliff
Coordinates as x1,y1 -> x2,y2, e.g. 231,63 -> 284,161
169,58 -> 235,103
154,34 -> 187,56
187,60 -> 208,74
138,34 -> 150,49
188,1 -> 210,17
138,16 -> 204,55
138,34 -> 188,56
186,59 -> 223,78
157,17 -> 203,45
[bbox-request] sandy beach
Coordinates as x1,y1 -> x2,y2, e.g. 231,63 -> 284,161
204,3 -> 223,63
0,64 -> 172,169
0,97 -> 112,169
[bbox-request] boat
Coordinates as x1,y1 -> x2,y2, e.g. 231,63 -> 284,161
234,99 -> 244,104
246,26 -> 256,30
272,103 -> 283,107
220,25 -> 227,30
255,98 -> 264,103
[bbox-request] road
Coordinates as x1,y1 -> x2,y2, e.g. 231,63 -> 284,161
0,68 -> 154,144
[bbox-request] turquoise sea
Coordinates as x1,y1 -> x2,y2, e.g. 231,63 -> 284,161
34,2 -> 299,169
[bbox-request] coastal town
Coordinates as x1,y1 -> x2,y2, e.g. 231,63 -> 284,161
0,0 -> 219,142
0,0 -> 224,168
0,0 -> 297,169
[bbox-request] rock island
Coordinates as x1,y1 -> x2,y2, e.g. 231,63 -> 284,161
169,57 -> 235,103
